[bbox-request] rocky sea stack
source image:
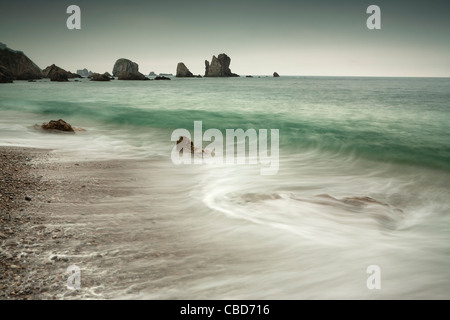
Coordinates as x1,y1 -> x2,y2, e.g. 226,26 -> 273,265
176,62 -> 194,78
76,68 -> 93,77
273,72 -> 280,77
113,58 -> 147,80
41,64 -> 81,81
205,53 -> 239,77
0,43 -> 41,81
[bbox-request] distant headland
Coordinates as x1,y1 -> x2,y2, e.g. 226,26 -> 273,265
0,43 -> 280,83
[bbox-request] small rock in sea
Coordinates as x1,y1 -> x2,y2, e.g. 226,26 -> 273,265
41,119 -> 75,132
25,196 -> 32,201
154,76 -> 171,80
90,73 -> 111,81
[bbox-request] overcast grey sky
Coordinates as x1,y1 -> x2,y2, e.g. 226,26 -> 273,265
0,0 -> 449,76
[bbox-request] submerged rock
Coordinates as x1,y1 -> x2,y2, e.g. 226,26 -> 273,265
176,62 -> 194,77
176,136 -> 213,157
204,53 -> 239,77
176,136 -> 199,154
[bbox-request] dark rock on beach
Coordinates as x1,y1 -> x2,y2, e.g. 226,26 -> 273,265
204,53 -> 239,77
176,62 -> 194,77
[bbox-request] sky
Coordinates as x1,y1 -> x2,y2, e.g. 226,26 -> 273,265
0,0 -> 449,77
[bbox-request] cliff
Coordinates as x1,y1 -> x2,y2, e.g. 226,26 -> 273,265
0,44 -> 41,81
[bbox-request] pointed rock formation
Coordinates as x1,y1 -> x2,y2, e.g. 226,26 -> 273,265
176,62 -> 194,77
41,64 -> 80,81
204,53 -> 239,77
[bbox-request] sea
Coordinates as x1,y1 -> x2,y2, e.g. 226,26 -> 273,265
0,76 -> 449,299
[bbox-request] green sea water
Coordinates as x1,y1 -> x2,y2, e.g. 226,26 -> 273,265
1,77 -> 449,170
0,77 -> 449,299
